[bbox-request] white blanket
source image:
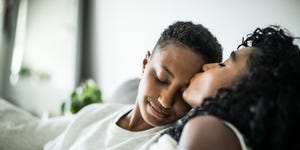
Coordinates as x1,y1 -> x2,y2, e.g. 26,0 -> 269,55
0,98 -> 72,150
148,134 -> 177,150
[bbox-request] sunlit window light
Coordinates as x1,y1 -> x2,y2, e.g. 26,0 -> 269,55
10,0 -> 27,84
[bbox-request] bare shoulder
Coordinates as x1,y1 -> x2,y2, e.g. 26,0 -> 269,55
178,115 -> 241,150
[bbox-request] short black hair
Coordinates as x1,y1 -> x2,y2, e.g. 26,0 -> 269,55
152,21 -> 222,63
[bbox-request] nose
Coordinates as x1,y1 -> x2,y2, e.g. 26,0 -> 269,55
202,63 -> 219,72
158,88 -> 177,108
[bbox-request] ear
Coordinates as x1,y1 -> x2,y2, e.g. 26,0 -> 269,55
142,51 -> 151,73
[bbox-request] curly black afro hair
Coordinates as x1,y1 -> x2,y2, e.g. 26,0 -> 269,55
152,21 -> 223,63
167,25 -> 300,150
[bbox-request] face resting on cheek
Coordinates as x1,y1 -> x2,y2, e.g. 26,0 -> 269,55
137,43 -> 205,127
183,47 -> 257,107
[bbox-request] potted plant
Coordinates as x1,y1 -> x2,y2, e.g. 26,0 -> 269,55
61,79 -> 102,115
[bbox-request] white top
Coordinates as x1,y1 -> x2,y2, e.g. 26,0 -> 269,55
148,121 -> 248,150
148,134 -> 178,150
44,103 -> 171,150
223,121 -> 248,150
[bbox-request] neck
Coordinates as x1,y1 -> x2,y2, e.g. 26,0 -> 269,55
117,104 -> 153,131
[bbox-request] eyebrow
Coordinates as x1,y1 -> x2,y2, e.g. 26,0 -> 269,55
230,51 -> 237,62
162,66 -> 174,78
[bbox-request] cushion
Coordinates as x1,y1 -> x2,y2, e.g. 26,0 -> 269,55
107,78 -> 140,104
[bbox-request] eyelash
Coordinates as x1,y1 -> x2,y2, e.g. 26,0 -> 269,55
157,77 -> 169,84
218,63 -> 226,67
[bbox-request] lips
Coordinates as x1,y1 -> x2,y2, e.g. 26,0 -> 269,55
149,103 -> 170,119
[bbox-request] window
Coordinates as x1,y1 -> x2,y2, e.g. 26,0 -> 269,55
3,0 -> 79,117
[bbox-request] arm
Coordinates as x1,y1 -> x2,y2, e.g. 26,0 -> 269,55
178,115 -> 241,150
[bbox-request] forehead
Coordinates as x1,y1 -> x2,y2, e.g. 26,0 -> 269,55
232,47 -> 258,69
150,44 -> 205,83
235,47 -> 257,61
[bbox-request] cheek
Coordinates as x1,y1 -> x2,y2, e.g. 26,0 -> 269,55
213,73 -> 238,89
173,100 -> 191,117
183,85 -> 202,106
203,73 -> 239,97
183,75 -> 209,106
137,76 -> 160,101
183,72 -> 223,107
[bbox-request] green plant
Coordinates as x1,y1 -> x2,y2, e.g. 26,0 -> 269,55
61,79 -> 102,115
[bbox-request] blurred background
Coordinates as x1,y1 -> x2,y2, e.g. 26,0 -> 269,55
0,0 -> 299,117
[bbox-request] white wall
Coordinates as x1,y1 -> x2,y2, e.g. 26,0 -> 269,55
95,0 -> 300,100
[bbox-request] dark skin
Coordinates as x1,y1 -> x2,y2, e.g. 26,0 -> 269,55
179,116 -> 241,150
179,47 -> 258,150
117,43 -> 205,131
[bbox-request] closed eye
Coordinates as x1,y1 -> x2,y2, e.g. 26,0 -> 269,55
153,72 -> 169,85
218,63 -> 226,67
157,78 -> 169,84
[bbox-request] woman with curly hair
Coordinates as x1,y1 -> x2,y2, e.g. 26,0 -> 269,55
149,26 -> 300,150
